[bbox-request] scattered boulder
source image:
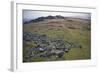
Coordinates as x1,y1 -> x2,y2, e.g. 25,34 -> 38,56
23,32 -> 82,59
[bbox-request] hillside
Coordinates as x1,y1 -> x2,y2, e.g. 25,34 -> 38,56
23,16 -> 91,62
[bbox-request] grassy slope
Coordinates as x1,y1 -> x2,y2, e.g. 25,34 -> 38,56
23,18 -> 91,62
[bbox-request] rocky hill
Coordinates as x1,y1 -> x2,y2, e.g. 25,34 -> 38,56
23,15 -> 91,62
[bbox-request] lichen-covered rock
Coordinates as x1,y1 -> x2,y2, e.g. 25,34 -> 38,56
23,32 -> 82,59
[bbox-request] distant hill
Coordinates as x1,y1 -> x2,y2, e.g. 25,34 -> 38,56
23,15 -> 90,24
23,15 -> 65,24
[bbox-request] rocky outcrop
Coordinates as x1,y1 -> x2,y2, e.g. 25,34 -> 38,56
23,32 -> 82,61
24,15 -> 65,24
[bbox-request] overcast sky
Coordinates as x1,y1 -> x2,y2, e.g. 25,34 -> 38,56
23,10 -> 91,22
